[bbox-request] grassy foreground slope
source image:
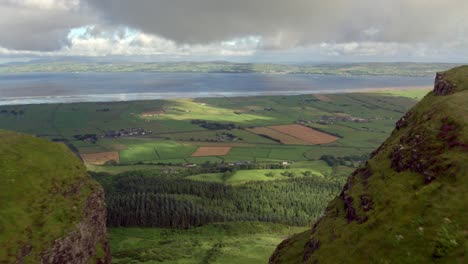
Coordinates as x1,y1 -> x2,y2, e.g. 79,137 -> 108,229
270,66 -> 468,263
0,130 -> 105,263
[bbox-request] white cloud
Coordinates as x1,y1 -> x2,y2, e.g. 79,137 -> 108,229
0,25 -> 259,57
5,0 -> 80,10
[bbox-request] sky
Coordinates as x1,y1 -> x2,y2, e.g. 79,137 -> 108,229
0,0 -> 467,63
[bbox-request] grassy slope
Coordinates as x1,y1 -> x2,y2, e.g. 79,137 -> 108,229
110,222 -> 307,264
270,66 -> 468,263
0,130 -> 98,262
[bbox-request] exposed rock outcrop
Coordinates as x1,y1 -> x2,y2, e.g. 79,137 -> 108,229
395,111 -> 412,130
433,72 -> 456,96
40,187 -> 111,264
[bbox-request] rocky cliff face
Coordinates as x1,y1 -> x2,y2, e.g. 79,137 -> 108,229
434,72 -> 456,96
270,66 -> 468,264
40,187 -> 111,264
0,131 -> 111,264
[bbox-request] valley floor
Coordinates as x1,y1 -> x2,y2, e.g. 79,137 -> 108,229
110,223 -> 306,264
0,89 -> 427,264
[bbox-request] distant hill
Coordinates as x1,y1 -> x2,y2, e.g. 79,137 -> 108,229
270,66 -> 468,263
0,131 -> 111,263
0,61 -> 461,77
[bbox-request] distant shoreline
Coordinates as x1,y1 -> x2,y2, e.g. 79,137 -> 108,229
0,71 -> 433,106
0,86 -> 432,106
351,85 -> 432,93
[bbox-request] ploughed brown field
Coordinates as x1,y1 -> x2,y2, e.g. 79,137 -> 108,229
191,147 -> 232,157
269,124 -> 339,144
314,94 -> 332,102
245,127 -> 311,145
247,124 -> 339,145
81,151 -> 120,165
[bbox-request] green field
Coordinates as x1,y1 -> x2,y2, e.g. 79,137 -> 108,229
374,87 -> 432,99
110,222 -> 307,264
0,92 -> 420,169
119,140 -> 197,163
185,167 -> 324,185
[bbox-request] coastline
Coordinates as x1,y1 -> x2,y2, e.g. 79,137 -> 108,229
0,85 -> 432,106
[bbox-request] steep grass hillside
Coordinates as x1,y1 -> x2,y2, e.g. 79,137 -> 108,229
270,66 -> 468,263
0,130 -> 110,263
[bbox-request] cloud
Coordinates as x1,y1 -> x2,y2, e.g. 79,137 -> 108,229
63,29 -> 258,57
0,0 -> 467,62
0,0 -> 94,51
85,0 -> 468,48
0,25 -> 259,58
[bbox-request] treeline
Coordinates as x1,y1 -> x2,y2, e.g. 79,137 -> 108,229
94,171 -> 344,228
320,154 -> 369,167
131,160 -> 288,172
0,109 -> 24,116
191,120 -> 238,130
73,134 -> 98,143
256,134 -> 282,143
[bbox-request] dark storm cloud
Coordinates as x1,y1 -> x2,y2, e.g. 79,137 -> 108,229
0,0 -> 94,51
85,0 -> 468,47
